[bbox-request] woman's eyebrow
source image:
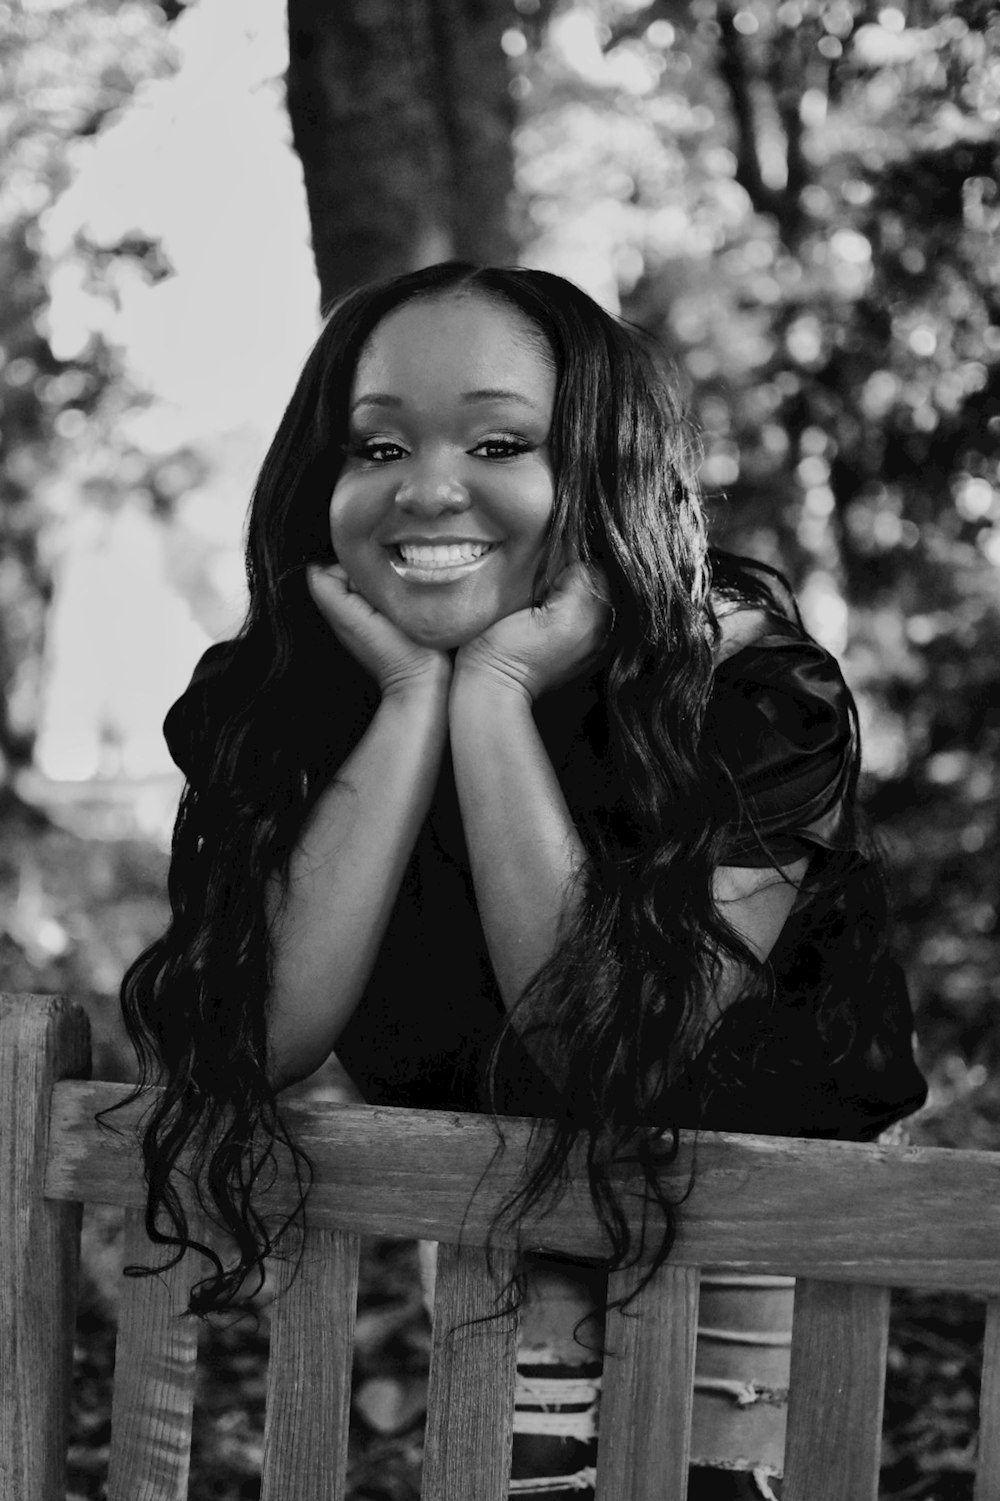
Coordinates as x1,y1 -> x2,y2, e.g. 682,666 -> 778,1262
350,393 -> 402,413
350,388 -> 544,414
460,387 -> 544,410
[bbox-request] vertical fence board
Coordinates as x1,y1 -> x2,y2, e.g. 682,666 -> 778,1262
422,1243 -> 519,1501
783,1279 -> 889,1501
261,1229 -> 360,1501
596,1262 -> 699,1501
0,994 -> 90,1501
107,1208 -> 199,1501
975,1297 -> 1000,1501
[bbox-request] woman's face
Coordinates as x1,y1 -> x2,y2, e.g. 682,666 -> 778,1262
329,292 -> 557,650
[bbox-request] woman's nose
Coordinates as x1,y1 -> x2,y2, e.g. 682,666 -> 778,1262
393,475 -> 471,516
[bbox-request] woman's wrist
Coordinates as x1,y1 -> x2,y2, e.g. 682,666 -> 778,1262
450,652 -> 535,711
380,655 -> 453,709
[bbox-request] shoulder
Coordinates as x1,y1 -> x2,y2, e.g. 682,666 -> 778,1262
163,638 -> 243,781
705,557 -> 858,865
707,552 -> 852,756
713,604 -> 774,665
709,616 -> 854,761
162,632 -> 377,788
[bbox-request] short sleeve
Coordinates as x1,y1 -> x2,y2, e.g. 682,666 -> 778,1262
705,632 -> 859,868
162,640 -> 239,783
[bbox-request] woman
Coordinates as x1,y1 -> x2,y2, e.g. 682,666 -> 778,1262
121,262 -> 926,1497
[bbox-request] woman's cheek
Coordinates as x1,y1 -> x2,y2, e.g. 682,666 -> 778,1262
329,475 -> 390,546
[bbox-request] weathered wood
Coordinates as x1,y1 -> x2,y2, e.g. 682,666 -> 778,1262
423,1243 -> 519,1501
975,1297 -> 1000,1501
261,1230 -> 360,1501
596,1263 -> 699,1501
0,994 -> 90,1501
106,1208 -> 199,1501
46,1081 -> 1000,1293
10,990 -> 1000,1500
782,1279 -> 889,1501
6,995 -> 1000,1498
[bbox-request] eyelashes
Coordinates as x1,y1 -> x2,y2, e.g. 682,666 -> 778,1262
343,439 -> 406,464
343,434 -> 535,466
472,436 -> 534,459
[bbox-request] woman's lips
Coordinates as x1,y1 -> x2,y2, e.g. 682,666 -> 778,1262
387,540 -> 496,584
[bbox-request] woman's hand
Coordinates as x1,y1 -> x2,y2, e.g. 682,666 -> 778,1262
454,562 -> 611,702
307,564 -> 451,700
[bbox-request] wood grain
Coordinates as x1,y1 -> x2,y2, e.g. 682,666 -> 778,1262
596,1262 -> 699,1501
260,1229 -> 360,1501
975,1297 -> 1000,1501
8,995 -> 1000,1500
782,1278 -> 889,1501
422,1243 -> 519,1501
106,1208 -> 199,1501
46,1081 -> 1000,1293
0,994 -> 90,1501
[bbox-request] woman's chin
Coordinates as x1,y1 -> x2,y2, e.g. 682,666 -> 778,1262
406,622 -> 482,653
392,606 -> 501,654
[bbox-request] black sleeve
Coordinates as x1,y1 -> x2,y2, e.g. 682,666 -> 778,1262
705,632 -> 861,868
162,640 -> 239,784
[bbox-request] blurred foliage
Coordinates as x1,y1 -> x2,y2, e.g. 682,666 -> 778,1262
0,0 -> 198,777
0,790 -> 169,1078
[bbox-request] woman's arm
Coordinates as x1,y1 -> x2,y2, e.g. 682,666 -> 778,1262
449,566 -> 809,1056
448,564 -> 605,1013
450,666 -> 808,1019
267,680 -> 449,1086
266,566 -> 451,1087
449,668 -> 586,1010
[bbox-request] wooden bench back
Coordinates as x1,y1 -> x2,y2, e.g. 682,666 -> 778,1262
3,993 -> 999,1501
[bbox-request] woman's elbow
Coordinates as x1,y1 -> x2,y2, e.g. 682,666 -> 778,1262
266,1006 -> 336,1092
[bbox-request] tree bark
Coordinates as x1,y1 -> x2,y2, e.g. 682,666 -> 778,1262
286,0 -> 518,309
716,2 -> 809,249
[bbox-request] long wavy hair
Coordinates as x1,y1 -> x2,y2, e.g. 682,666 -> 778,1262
118,262 -> 884,1312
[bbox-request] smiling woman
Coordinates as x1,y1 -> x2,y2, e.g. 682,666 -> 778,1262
324,295 -> 557,649
117,262 -> 926,1501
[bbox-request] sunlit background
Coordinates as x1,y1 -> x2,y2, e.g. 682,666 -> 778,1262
32,0 -> 316,792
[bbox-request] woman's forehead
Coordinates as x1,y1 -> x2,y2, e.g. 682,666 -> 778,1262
350,293 -> 556,410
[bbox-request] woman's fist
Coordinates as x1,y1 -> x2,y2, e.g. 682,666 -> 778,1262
453,563 -> 611,702
307,564 -> 451,700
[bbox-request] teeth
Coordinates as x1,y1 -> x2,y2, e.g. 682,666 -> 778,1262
397,542 -> 491,565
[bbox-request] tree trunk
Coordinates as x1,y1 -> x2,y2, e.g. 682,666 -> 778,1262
286,0 -> 518,310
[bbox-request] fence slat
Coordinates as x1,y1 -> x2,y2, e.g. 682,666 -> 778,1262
782,1278 -> 889,1501
422,1243 -> 519,1501
0,995 -> 90,1501
107,1208 -> 199,1501
596,1262 -> 699,1501
975,1297 -> 1000,1501
261,1229 -> 360,1501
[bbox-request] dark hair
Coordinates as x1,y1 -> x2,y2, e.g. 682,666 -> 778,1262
118,263 -> 878,1311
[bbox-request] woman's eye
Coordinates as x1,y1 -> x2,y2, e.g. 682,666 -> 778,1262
473,436 -> 531,459
348,439 -> 407,464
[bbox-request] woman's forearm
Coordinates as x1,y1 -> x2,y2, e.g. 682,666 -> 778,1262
449,668 -> 588,1022
267,682 -> 449,1086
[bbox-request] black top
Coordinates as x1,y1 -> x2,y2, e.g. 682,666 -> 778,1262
165,578 -> 927,1144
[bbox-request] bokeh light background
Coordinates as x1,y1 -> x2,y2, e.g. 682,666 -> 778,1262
32,0 -> 316,795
